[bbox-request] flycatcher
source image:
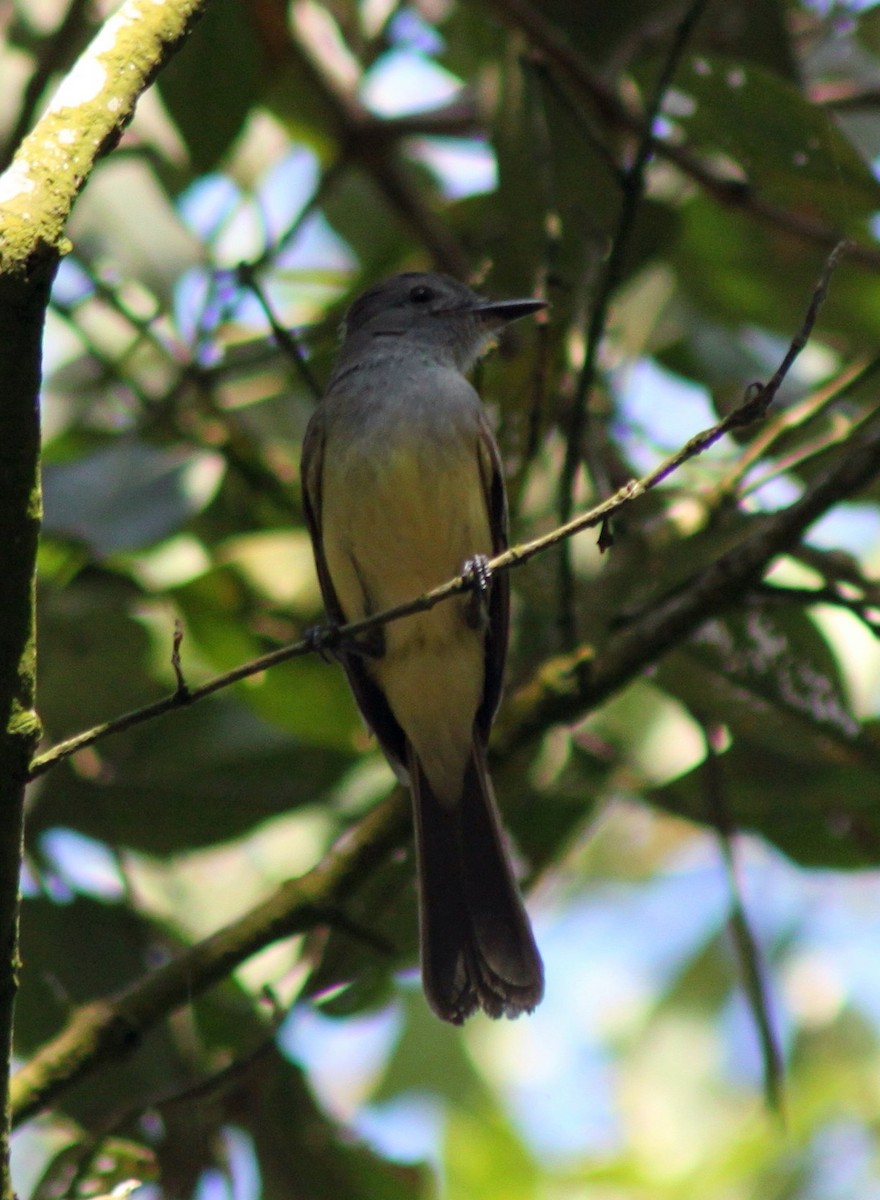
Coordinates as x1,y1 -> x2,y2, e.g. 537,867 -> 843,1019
301,272 -> 545,1023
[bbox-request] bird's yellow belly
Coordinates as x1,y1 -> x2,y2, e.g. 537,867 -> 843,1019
321,435 -> 493,800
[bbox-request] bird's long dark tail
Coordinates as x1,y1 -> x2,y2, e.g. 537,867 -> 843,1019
410,740 -> 544,1023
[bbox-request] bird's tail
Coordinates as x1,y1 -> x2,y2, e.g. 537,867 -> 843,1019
410,740 -> 544,1023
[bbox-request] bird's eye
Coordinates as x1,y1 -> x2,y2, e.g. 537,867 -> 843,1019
409,285 -> 434,304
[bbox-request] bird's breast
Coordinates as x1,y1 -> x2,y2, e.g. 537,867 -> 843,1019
319,372 -> 494,621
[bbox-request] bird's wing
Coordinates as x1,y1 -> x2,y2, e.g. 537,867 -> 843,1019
475,411 -> 510,740
300,411 -> 409,775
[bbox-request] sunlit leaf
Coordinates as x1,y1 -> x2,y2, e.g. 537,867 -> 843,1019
660,55 -> 880,225
157,0 -> 263,174
28,699 -> 355,853
43,442 -> 225,556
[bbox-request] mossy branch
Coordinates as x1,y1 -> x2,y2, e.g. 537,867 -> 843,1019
0,1 -> 213,1194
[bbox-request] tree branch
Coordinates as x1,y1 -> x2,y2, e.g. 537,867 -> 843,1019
0,267 -> 46,1200
14,399 -> 880,1123
700,722 -> 784,1117
0,1 -> 213,1192
0,0 -> 210,275
559,0 -> 712,513
28,242 -> 846,780
283,12 -> 471,277
555,0 -> 712,646
0,0 -> 94,174
496,411 -> 880,753
11,794 -> 408,1126
711,355 -> 880,501
17,381 -> 785,782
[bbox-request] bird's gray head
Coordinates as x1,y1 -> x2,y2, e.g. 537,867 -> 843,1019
337,272 -> 545,374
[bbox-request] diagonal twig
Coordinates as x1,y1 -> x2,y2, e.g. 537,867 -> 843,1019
700,721 -> 785,1117
16,405 -> 880,1122
554,0 -> 713,646
27,242 -> 848,782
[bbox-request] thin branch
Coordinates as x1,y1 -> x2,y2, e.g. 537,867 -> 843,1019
701,722 -> 785,1118
794,543 -> 880,602
555,0 -> 712,647
236,157 -> 346,276
810,81 -> 880,111
711,355 -> 880,501
11,795 -> 409,1126
32,1012 -> 282,1200
378,93 -> 481,138
754,582 -> 880,638
560,0 -> 712,513
497,411 -> 880,753
237,262 -> 323,400
285,19 -> 470,276
0,1 -> 214,1193
16,364 -> 880,1123
766,242 -> 849,394
16,406 -> 880,1121
49,293 -> 157,412
0,0 -> 210,275
14,391 -> 774,781
50,269 -> 305,525
27,242 -> 847,782
510,60 -> 563,492
737,412 -> 869,500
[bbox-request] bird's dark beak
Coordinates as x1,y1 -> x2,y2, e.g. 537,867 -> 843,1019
473,297 -> 547,325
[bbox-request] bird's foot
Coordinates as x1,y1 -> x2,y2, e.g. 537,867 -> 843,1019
462,554 -> 492,630
305,623 -> 385,663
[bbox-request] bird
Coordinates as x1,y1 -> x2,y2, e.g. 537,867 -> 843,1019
301,271 -> 545,1022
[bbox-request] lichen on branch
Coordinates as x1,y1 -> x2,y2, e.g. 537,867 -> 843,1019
0,0 -> 209,275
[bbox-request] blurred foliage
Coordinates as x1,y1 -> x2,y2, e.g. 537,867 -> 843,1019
6,0 -> 880,1196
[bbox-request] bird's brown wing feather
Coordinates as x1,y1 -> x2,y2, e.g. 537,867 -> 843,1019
475,412 -> 510,740
300,414 -> 409,774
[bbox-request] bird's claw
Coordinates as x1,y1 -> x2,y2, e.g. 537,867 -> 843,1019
463,554 -> 492,630
304,623 -> 341,663
305,623 -> 384,663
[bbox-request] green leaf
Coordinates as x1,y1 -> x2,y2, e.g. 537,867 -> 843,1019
372,989 -> 490,1104
16,896 -> 155,1054
645,604 -> 880,865
38,570 -> 162,738
648,732 -> 880,868
515,0 -> 797,77
28,698 -> 354,853
445,1093 -> 540,1200
42,441 -> 225,555
302,804 -> 416,1017
15,897 -> 192,1128
157,0 -> 263,174
32,1132 -> 157,1200
250,1043 -> 429,1200
661,55 -> 880,224
673,197 -> 880,341
660,603 -> 860,756
856,4 -> 880,58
